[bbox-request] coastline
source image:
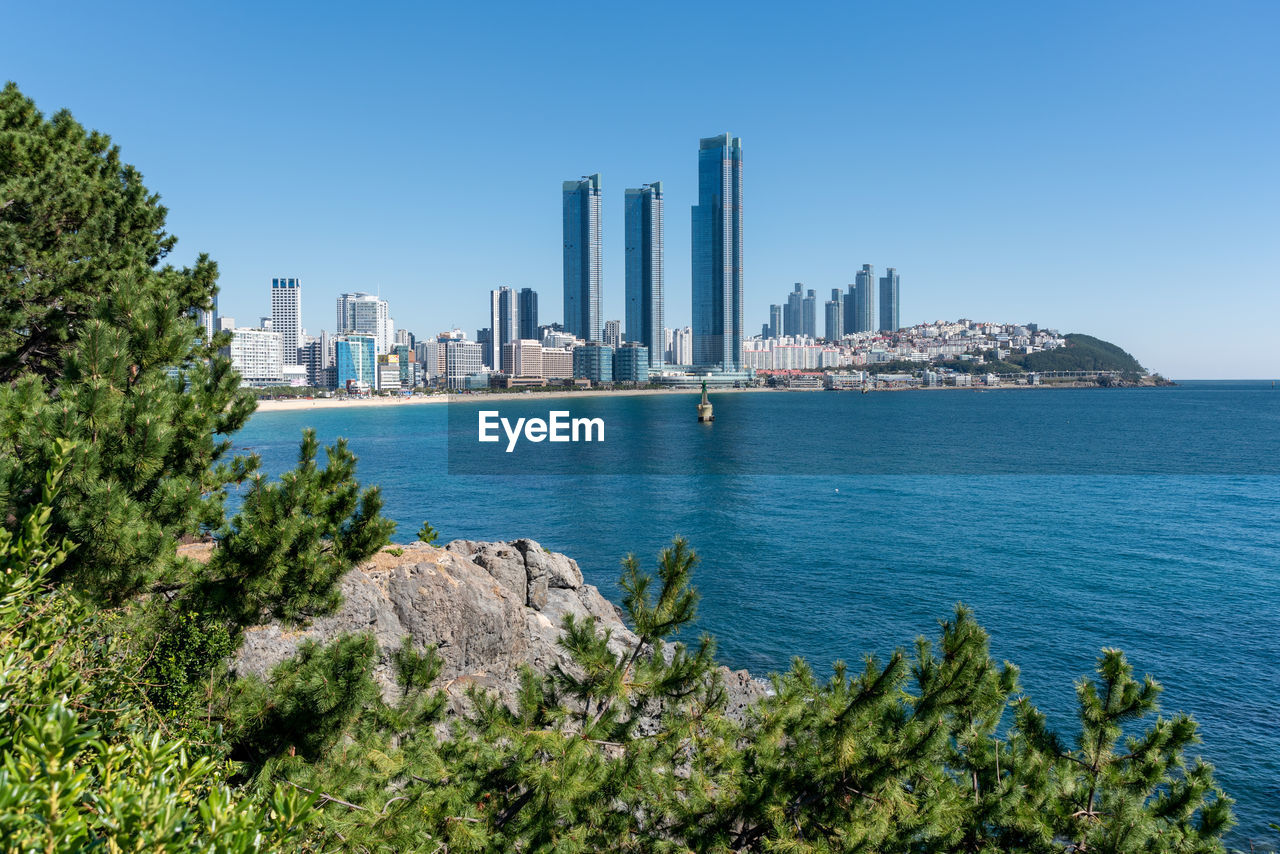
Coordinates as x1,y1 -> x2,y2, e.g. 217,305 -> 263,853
252,386 -> 783,412
251,381 -> 1160,413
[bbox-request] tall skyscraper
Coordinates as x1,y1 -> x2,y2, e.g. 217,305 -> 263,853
854,264 -> 875,333
625,182 -> 664,370
518,288 -> 539,340
825,287 -> 844,341
563,174 -> 603,342
879,267 -> 900,332
691,133 -> 743,370
768,304 -> 783,339
844,283 -> 857,334
336,292 -> 394,354
802,288 -> 817,338
488,286 -> 518,371
271,278 -> 301,365
784,283 -> 803,337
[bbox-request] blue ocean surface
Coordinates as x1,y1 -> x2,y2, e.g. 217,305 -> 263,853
234,381 -> 1280,846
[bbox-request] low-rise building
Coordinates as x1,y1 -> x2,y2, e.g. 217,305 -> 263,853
542,347 -> 574,380
573,342 -> 614,384
377,354 -> 401,391
504,339 -> 544,380
613,343 -> 649,383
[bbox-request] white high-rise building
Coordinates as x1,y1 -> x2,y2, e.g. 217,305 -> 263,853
444,339 -> 484,389
336,292 -> 395,355
223,326 -> 283,386
489,286 -> 518,372
669,326 -> 694,366
271,278 -> 302,365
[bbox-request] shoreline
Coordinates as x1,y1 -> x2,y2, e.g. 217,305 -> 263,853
251,381 -> 1163,413
252,386 -> 783,412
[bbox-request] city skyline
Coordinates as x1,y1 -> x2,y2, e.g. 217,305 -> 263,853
9,2 -> 1275,378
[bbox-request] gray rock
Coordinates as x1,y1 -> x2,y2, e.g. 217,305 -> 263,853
235,539 -> 769,720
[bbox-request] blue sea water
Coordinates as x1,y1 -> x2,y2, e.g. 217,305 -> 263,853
235,381 -> 1280,845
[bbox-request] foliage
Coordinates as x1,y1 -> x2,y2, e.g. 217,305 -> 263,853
197,429 -> 395,627
1016,650 -> 1233,852
1,82 -> 186,383
0,444 -> 314,851
144,605 -> 236,718
417,520 -> 440,544
0,83 -> 391,622
0,83 -> 393,731
936,355 -> 1029,375
1011,334 -> 1147,374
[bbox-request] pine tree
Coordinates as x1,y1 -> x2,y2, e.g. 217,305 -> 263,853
0,83 -> 394,712
1015,650 -> 1233,853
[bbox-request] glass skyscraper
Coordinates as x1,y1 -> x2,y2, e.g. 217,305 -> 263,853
879,267 -> 900,332
691,134 -> 743,370
785,283 -> 802,336
518,287 -> 538,340
768,304 -> 783,339
563,174 -> 603,342
854,264 -> 876,333
335,334 -> 376,391
625,182 -> 664,371
824,299 -> 843,341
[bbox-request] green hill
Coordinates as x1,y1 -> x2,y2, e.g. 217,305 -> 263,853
1011,334 -> 1146,375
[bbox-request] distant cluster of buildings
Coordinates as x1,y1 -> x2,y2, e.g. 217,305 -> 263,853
743,319 -> 1066,373
197,282 -> 407,393
200,271 -> 1057,393
201,133 -> 1067,394
767,266 -> 900,342
204,133 -> 756,392
199,278 -> 681,393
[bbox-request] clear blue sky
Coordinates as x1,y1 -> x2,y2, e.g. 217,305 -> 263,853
6,0 -> 1277,378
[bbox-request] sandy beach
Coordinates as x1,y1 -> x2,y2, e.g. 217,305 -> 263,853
249,381 -> 1131,412
251,386 -> 783,413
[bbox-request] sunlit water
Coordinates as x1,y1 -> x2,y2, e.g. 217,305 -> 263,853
235,381 -> 1280,845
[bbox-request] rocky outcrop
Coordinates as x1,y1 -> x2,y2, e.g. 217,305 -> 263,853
234,539 -> 768,718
